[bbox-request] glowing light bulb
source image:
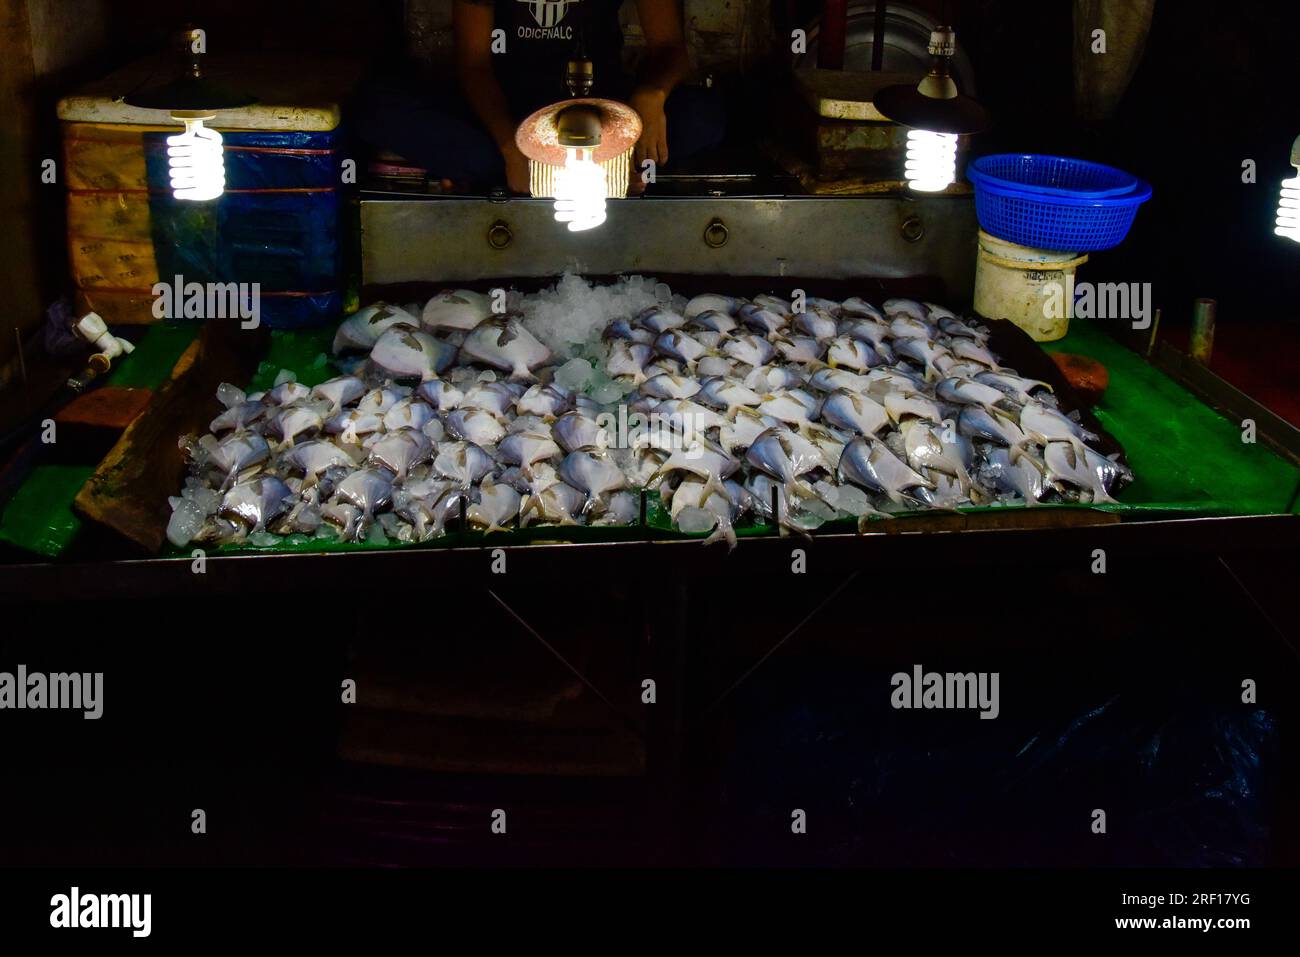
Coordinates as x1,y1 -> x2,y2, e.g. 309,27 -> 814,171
1276,174 -> 1300,243
553,148 -> 607,232
167,116 -> 225,202
904,129 -> 958,192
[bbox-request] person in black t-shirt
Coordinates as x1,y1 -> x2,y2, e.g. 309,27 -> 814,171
353,0 -> 724,193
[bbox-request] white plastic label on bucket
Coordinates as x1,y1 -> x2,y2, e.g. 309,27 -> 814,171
973,229 -> 1088,342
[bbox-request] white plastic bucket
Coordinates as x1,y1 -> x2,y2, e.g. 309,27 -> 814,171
972,229 -> 1088,341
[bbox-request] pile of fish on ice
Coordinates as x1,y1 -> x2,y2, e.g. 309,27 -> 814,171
167,277 -> 1132,549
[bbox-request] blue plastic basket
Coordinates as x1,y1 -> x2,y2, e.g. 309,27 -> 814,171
966,154 -> 1152,252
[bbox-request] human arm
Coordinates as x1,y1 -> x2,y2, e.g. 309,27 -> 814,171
629,0 -> 691,169
453,0 -> 531,192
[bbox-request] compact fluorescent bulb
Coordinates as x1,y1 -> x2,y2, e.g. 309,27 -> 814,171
553,148 -> 607,232
905,129 -> 959,192
167,115 -> 225,202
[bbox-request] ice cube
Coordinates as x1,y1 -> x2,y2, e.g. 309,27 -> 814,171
789,510 -> 825,531
814,481 -> 840,508
676,506 -> 718,535
165,498 -> 206,547
183,485 -> 222,516
835,484 -> 874,517
215,382 -> 245,408
592,380 -> 624,405
555,358 -> 595,391
802,498 -> 838,521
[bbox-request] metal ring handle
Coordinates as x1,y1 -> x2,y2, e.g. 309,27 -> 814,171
900,216 -> 925,243
704,218 -> 729,248
487,220 -> 512,250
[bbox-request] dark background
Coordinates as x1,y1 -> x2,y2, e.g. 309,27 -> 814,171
1,0 -> 1296,869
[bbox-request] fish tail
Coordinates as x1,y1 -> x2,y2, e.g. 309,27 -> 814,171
703,519 -> 737,550
1090,485 -> 1120,506
702,472 -> 728,500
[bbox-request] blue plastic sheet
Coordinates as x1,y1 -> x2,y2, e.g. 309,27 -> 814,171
142,129 -> 345,329
720,662 -> 1275,866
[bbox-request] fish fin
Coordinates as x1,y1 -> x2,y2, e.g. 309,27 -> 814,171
781,517 -> 814,541
1089,485 -> 1120,506
701,471 -> 728,501
702,519 -> 738,550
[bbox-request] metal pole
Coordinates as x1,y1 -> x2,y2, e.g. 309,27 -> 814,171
1145,307 -> 1162,360
871,0 -> 889,71
818,0 -> 849,71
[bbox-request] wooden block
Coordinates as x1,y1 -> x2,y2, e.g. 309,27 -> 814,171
73,321 -> 266,552
794,67 -> 920,121
869,508 -> 1122,535
55,386 -> 153,431
1051,352 -> 1110,406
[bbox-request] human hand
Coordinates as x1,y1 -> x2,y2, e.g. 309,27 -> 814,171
502,143 -> 531,194
629,86 -> 669,186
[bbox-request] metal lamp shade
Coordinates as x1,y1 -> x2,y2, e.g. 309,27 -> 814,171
872,81 -> 988,135
515,98 -> 642,167
123,75 -> 256,113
